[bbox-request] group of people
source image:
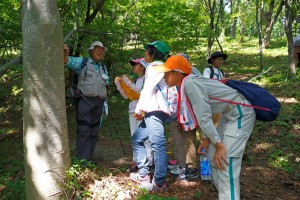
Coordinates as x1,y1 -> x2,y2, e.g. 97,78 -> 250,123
64,40 -> 256,199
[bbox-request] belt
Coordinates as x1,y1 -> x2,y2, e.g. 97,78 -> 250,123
224,95 -> 245,113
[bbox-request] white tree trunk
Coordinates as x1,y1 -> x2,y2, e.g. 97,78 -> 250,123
21,0 -> 71,199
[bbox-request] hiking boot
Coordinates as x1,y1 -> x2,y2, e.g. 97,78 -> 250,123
152,181 -> 167,192
170,166 -> 185,176
178,168 -> 198,181
130,173 -> 150,184
128,164 -> 138,172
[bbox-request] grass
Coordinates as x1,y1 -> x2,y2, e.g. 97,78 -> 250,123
0,37 -> 300,199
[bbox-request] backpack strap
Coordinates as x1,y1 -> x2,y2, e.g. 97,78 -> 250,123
209,66 -> 214,79
209,66 -> 224,80
209,96 -> 271,111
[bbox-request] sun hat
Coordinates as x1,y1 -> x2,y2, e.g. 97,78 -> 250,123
207,51 -> 228,64
153,55 -> 192,74
89,41 -> 107,51
144,41 -> 170,56
129,58 -> 148,68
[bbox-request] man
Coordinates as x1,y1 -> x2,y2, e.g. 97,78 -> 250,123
130,41 -> 170,191
154,55 -> 256,200
64,41 -> 108,162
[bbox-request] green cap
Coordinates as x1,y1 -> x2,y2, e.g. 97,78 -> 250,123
144,41 -> 170,55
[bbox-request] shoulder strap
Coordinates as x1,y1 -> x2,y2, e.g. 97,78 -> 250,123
219,68 -> 224,77
209,66 -> 214,79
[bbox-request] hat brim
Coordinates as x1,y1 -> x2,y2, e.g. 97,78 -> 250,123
207,54 -> 227,64
152,64 -> 172,73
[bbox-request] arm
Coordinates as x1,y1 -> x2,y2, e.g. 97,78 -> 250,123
184,79 -> 228,170
135,64 -> 164,115
202,67 -> 211,78
114,77 -> 128,99
63,44 -> 69,64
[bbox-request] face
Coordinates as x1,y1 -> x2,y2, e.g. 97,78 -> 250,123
90,46 -> 105,63
132,64 -> 144,75
144,50 -> 153,62
211,57 -> 224,68
163,71 -> 183,87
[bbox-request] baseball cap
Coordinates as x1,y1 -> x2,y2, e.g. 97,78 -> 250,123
144,41 -> 170,55
129,58 -> 148,68
207,51 -> 227,64
89,41 -> 107,51
153,55 -> 192,74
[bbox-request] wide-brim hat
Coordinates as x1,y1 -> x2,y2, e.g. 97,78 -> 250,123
207,51 -> 228,64
129,58 -> 148,68
89,41 -> 107,52
143,41 -> 170,56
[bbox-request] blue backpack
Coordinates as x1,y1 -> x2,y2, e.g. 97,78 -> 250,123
212,79 -> 281,122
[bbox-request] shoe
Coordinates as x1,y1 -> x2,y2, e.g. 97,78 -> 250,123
167,163 -> 179,170
152,181 -> 167,192
128,164 -> 138,172
130,173 -> 150,184
170,166 -> 185,176
178,168 -> 198,181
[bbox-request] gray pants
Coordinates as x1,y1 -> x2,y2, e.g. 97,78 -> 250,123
208,97 -> 256,200
76,97 -> 104,161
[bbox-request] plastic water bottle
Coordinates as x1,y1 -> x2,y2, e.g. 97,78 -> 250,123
200,149 -> 211,180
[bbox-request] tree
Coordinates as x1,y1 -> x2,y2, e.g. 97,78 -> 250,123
261,0 -> 284,48
285,0 -> 299,79
21,0 -> 71,199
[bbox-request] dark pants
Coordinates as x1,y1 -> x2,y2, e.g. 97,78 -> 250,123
76,96 -> 104,161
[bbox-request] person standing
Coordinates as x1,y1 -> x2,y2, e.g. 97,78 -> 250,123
203,51 -> 227,80
154,55 -> 256,200
114,58 -> 153,172
64,41 -> 108,162
130,41 -> 170,191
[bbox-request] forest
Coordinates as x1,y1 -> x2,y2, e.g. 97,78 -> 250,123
0,0 -> 300,199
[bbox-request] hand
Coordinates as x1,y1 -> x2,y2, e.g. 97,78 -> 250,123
63,44 -> 69,63
197,138 -> 210,155
134,113 -> 143,121
213,142 -> 229,171
115,77 -> 121,82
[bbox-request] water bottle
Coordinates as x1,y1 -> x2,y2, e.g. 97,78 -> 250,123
200,149 -> 211,180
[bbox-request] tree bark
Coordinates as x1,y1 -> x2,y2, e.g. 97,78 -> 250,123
262,0 -> 284,49
284,0 -> 298,79
21,0 -> 71,199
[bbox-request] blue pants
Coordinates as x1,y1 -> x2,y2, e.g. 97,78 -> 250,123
132,111 -> 168,186
76,97 -> 104,161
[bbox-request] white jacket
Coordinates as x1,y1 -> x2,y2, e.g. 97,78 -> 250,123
135,61 -> 169,115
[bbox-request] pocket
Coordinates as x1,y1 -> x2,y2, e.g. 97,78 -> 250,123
98,84 -> 107,99
78,81 -> 98,97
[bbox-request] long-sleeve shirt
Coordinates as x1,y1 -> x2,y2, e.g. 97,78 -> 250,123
66,56 -> 109,85
184,75 -> 240,145
135,61 -> 169,115
115,75 -> 145,113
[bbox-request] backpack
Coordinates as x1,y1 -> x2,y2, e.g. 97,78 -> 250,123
209,66 -> 224,79
211,79 -> 281,122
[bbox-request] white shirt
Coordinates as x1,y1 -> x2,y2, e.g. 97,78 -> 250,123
203,67 -> 224,80
135,61 -> 169,115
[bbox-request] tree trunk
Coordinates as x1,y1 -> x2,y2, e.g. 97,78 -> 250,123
256,0 -> 264,71
284,0 -> 298,79
21,0 -> 71,199
262,0 -> 284,48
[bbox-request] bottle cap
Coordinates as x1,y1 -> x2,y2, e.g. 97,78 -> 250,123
201,148 -> 205,153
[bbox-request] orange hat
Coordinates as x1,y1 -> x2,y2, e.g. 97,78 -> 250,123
153,55 -> 192,74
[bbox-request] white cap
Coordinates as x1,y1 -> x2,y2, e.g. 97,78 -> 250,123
89,41 -> 107,51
